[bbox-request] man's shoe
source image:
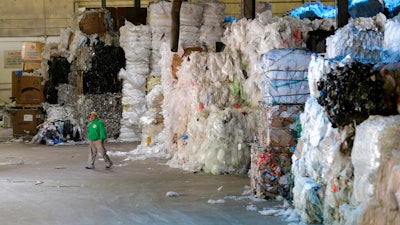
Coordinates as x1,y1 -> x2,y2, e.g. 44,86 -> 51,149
105,163 -> 113,169
85,166 -> 94,169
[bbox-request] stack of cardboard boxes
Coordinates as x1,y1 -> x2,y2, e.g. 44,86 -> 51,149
11,42 -> 45,136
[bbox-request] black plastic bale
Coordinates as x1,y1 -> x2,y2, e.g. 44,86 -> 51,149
83,46 -> 126,94
317,61 -> 391,128
48,57 -> 71,85
44,81 -> 58,104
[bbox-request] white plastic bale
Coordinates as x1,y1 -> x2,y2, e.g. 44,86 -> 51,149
308,54 -> 334,98
119,68 -> 148,87
202,1 -> 225,26
147,1 -> 172,27
119,22 -> 151,62
180,2 -> 203,27
119,20 -> 151,86
199,25 -> 224,45
352,115 -> 400,205
292,98 -> 340,183
146,84 -> 163,109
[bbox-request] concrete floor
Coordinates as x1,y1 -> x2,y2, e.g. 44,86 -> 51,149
0,127 -> 295,225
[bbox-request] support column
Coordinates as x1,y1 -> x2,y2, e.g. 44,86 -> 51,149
171,0 -> 182,52
337,0 -> 349,28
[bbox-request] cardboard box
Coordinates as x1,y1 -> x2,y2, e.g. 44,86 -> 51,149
23,61 -> 42,71
21,42 -> 45,61
171,47 -> 203,79
12,108 -> 43,136
12,72 -> 44,104
79,11 -> 108,36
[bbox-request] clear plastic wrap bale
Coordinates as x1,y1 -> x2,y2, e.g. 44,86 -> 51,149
326,23 -> 383,63
351,115 -> 400,225
293,175 -> 324,224
352,115 -> 400,206
167,106 -> 257,175
258,48 -> 312,104
160,43 -> 257,174
119,80 -> 147,142
174,50 -> 248,109
383,18 -> 400,61
317,57 -> 390,128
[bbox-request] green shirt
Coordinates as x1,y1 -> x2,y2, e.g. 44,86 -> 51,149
87,118 -> 106,141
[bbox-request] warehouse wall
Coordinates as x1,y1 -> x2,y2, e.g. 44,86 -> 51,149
0,37 -> 59,103
0,0 -> 335,104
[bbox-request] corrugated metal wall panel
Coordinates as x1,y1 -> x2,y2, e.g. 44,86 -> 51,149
0,0 -> 73,37
0,0 -> 336,37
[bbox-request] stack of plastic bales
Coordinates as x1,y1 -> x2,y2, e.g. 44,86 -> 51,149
119,21 -> 152,142
32,8 -> 125,143
147,1 -> 203,74
251,48 -> 312,199
293,53 -> 365,224
160,44 -> 257,175
292,39 -> 396,223
147,1 -> 172,76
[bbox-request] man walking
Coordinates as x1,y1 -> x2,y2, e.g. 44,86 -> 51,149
86,111 -> 113,169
